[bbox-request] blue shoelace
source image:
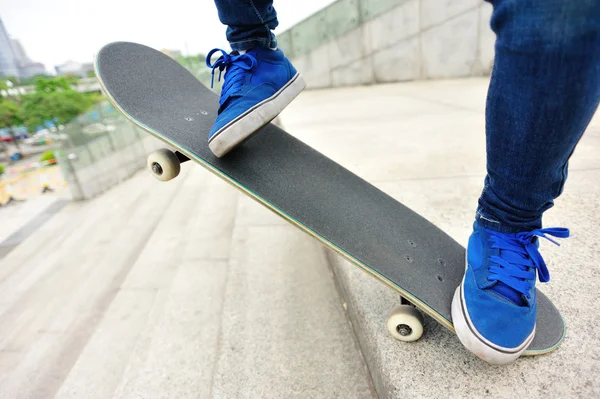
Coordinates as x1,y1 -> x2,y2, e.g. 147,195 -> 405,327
206,48 -> 257,108
486,227 -> 570,299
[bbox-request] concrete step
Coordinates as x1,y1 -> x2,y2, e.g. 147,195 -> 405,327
209,199 -> 373,398
0,162 -> 374,398
327,166 -> 600,398
0,164 -> 187,398
280,79 -> 600,399
0,196 -> 69,260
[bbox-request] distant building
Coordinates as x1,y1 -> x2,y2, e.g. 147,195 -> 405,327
55,60 -> 94,78
19,62 -> 46,78
11,38 -> 31,65
81,62 -> 94,75
0,18 -> 19,78
8,39 -> 45,78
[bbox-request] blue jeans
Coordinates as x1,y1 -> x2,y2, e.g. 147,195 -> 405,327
478,0 -> 600,232
213,0 -> 278,51
214,0 -> 600,233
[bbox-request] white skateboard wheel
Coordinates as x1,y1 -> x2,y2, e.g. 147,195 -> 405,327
386,304 -> 424,342
147,149 -> 180,182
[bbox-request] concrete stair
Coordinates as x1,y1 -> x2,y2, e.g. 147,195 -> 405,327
0,163 -> 374,399
280,79 -> 600,399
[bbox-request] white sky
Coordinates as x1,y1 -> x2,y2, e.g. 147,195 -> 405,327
1,0 -> 335,73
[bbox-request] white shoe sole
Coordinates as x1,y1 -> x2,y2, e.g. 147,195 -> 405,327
451,257 -> 535,365
208,73 -> 306,157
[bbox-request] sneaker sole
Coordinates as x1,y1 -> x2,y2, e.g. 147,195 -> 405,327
450,255 -> 536,365
208,73 -> 306,157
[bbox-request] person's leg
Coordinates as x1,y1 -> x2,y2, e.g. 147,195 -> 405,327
207,1 -> 305,158
452,0 -> 600,365
478,0 -> 600,232
214,0 -> 278,51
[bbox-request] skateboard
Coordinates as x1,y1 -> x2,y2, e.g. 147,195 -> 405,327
94,41 -> 565,355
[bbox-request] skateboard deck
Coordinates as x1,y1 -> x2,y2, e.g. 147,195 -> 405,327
95,41 -> 565,355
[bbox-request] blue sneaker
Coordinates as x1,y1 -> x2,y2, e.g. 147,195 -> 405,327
205,47 -> 305,157
451,221 -> 569,364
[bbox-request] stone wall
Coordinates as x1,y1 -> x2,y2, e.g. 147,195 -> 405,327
277,0 -> 495,89
56,121 -> 164,201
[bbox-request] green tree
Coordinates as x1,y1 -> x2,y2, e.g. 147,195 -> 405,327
21,76 -> 94,132
85,91 -> 104,105
48,90 -> 93,126
0,76 -> 96,142
0,100 -> 24,150
21,92 -> 50,132
35,76 -> 76,93
17,75 -> 52,87
22,88 -> 93,132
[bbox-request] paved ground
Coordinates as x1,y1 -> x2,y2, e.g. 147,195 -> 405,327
0,196 -> 68,260
0,77 -> 598,398
281,78 -> 600,398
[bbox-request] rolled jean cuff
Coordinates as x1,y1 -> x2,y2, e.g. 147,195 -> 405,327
229,35 -> 277,51
475,205 -> 542,234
